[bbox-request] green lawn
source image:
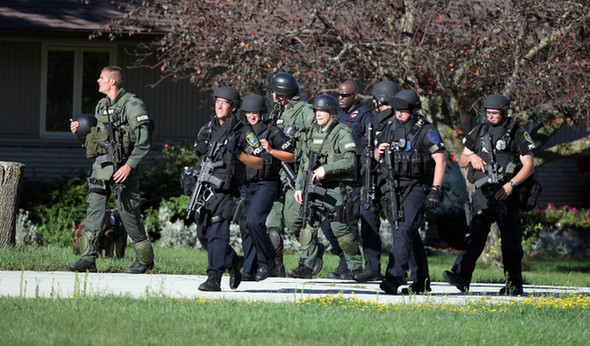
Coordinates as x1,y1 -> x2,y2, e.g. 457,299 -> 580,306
1,245 -> 589,345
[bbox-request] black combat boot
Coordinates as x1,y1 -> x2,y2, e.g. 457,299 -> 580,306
67,259 -> 97,273
401,278 -> 432,294
353,270 -> 384,282
255,260 -> 275,282
288,258 -> 314,279
229,256 -> 243,290
380,279 -> 400,295
125,260 -> 154,274
443,270 -> 470,292
199,271 -> 222,292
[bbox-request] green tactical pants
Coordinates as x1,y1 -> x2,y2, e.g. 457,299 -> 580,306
298,185 -> 362,271
80,163 -> 149,262
266,183 -> 302,234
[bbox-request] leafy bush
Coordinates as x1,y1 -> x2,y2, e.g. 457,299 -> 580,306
19,177 -> 88,247
140,142 -> 197,209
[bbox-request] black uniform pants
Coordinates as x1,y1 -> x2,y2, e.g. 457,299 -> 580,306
239,180 -> 278,273
451,195 -> 524,288
196,194 -> 241,275
384,185 -> 429,285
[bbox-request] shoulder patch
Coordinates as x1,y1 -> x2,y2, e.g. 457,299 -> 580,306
246,132 -> 260,147
136,115 -> 149,123
426,130 -> 441,145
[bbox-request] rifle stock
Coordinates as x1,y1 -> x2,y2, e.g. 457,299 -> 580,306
98,121 -> 125,200
300,151 -> 327,228
361,123 -> 375,209
185,157 -> 224,220
383,145 -> 403,228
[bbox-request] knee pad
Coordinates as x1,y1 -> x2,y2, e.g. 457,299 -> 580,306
337,233 -> 359,256
268,227 -> 283,251
299,226 -> 315,251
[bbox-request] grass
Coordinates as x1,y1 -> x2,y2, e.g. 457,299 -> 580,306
0,294 -> 588,345
1,245 -> 589,345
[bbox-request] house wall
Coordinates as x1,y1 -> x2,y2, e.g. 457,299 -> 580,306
0,39 -> 212,182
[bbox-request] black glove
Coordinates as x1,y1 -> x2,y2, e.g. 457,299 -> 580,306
425,188 -> 441,209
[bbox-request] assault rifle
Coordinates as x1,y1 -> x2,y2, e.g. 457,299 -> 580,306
300,150 -> 327,228
383,142 -> 404,228
185,143 -> 224,220
361,122 -> 375,210
281,161 -> 297,191
97,115 -> 125,200
473,133 -> 504,189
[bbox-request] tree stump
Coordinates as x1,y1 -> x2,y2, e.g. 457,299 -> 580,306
0,161 -> 25,247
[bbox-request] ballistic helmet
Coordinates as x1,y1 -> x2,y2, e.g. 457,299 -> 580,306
372,81 -> 400,104
390,89 -> 422,110
72,113 -> 97,143
265,73 -> 299,96
483,94 -> 510,114
241,94 -> 267,114
213,86 -> 240,108
312,94 -> 339,115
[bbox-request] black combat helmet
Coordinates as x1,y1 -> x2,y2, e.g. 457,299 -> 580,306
264,73 -> 299,96
72,113 -> 97,143
241,94 -> 267,114
390,89 -> 422,110
311,94 -> 340,115
213,86 -> 241,108
372,81 -> 400,104
483,94 -> 510,114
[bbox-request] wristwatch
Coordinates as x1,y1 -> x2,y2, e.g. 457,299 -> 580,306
432,185 -> 441,191
509,180 -> 516,187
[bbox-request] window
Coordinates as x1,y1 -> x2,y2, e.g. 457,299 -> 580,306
41,45 -> 115,136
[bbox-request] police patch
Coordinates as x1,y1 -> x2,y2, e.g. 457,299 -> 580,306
136,115 -> 149,122
246,133 -> 260,147
427,130 -> 441,145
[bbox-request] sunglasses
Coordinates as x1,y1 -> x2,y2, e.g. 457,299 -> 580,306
338,93 -> 354,98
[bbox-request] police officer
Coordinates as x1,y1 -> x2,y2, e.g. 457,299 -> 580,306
239,94 -> 295,281
320,80 -> 377,280
264,72 -> 316,277
375,89 -> 446,294
68,66 -> 154,274
193,86 -> 263,291
443,94 -> 535,296
289,94 -> 363,279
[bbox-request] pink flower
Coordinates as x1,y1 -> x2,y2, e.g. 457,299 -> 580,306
451,155 -> 457,163
164,144 -> 169,148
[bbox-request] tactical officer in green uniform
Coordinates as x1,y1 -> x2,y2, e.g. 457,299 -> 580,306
289,94 -> 363,279
264,72 -> 316,277
68,66 -> 154,273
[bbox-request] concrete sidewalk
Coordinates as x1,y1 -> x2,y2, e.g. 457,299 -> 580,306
1,271 -> 588,304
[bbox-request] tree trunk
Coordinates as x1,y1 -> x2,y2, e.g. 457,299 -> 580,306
0,161 -> 25,247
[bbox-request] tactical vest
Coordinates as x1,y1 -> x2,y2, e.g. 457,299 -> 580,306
85,92 -> 136,160
385,116 -> 435,184
467,118 -> 521,185
305,121 -> 357,183
245,120 -> 283,182
198,116 -> 245,192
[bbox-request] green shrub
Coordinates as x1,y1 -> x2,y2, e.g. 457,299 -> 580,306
19,177 -> 88,247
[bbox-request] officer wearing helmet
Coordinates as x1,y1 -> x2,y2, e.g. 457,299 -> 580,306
193,86 -> 264,292
67,66 -> 154,274
238,94 -> 294,282
319,80 -> 377,280
374,89 -> 446,294
264,72 -> 316,277
443,93 -> 535,296
289,94 -> 363,279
